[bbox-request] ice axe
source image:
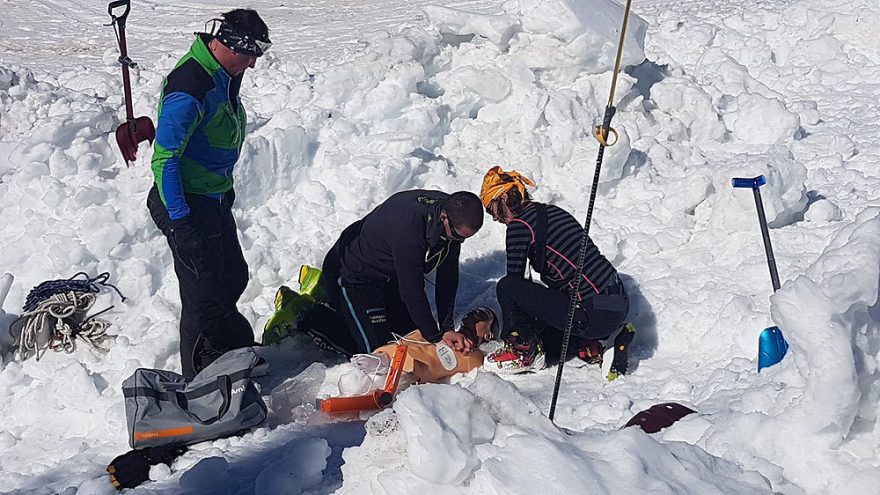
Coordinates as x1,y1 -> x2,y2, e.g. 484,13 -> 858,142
732,175 -> 790,371
108,0 -> 154,165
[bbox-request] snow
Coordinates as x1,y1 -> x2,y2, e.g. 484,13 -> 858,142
1,0 -> 879,493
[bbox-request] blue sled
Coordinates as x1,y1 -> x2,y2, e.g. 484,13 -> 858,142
758,326 -> 789,372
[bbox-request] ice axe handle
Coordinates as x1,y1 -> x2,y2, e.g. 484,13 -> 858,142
108,0 -> 131,25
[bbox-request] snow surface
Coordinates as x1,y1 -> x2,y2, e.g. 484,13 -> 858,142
1,0 -> 879,493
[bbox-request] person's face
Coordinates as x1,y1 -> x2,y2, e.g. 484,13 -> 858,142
473,317 -> 495,344
441,212 -> 477,242
225,51 -> 257,76
486,195 -> 513,224
210,39 -> 258,76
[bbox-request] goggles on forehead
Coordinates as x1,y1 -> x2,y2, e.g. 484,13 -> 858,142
204,18 -> 272,57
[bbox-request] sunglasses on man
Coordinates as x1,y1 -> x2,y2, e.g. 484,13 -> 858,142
443,215 -> 467,243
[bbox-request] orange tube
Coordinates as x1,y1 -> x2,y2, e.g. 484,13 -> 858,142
318,389 -> 393,414
319,344 -> 409,414
383,344 -> 408,394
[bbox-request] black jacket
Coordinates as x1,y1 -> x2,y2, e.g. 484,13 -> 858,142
337,190 -> 460,342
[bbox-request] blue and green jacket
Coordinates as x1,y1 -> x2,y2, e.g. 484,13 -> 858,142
151,34 -> 246,220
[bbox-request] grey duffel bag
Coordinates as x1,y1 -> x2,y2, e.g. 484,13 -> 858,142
122,347 -> 268,449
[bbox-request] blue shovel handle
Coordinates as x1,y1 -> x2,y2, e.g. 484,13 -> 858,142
731,174 -> 780,292
732,174 -> 790,371
731,175 -> 767,189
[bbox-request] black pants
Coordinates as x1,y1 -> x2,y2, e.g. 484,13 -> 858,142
496,274 -> 629,342
147,185 -> 254,380
320,228 -> 416,355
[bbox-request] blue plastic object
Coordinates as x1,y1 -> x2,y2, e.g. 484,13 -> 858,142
732,174 -> 790,372
758,326 -> 789,371
731,175 -> 767,189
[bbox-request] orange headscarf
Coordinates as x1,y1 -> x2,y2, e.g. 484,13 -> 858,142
479,166 -> 536,208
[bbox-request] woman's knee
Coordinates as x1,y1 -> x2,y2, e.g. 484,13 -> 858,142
496,274 -> 522,297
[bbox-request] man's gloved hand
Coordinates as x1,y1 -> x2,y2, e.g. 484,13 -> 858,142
169,217 -> 205,268
107,444 -> 188,490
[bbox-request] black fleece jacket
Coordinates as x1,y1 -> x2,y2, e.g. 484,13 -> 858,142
337,190 -> 460,342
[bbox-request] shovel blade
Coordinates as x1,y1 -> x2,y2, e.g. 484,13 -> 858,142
758,326 -> 789,372
115,116 -> 155,164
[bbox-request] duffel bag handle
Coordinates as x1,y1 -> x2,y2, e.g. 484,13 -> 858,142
168,375 -> 233,425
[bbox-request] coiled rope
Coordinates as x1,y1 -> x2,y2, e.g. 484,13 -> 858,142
10,272 -> 125,361
22,272 -> 126,312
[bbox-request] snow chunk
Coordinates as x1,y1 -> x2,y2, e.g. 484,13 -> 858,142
394,383 -> 495,484
502,0 -> 647,69
424,6 -> 520,49
723,93 -> 801,145
254,437 -> 331,494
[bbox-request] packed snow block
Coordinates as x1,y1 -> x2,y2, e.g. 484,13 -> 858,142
394,384 -> 495,484
438,64 -> 513,120
503,0 -> 647,69
723,93 -> 801,145
651,76 -> 726,144
739,150 -> 808,228
178,456 -> 230,492
0,67 -> 15,91
234,126 -> 312,208
424,5 -> 520,49
254,438 -> 331,495
702,149 -> 807,230
773,209 -> 880,439
466,372 -> 560,436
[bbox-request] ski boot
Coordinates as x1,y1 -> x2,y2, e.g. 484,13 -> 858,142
299,264 -> 326,302
484,332 -> 546,374
577,339 -> 605,366
599,322 -> 636,381
262,286 -> 317,345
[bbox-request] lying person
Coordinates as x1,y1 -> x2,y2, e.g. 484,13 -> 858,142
353,306 -> 498,383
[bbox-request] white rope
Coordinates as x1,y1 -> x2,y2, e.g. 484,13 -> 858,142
12,291 -> 113,361
391,330 -> 431,346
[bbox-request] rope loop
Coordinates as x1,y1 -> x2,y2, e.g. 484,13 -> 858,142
11,274 -> 121,361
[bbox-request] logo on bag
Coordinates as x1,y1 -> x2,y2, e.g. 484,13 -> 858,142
232,385 -> 246,395
134,426 -> 194,441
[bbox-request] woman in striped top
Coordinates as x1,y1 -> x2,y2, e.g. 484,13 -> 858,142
479,167 -> 630,374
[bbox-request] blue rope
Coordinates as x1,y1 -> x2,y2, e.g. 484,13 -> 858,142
22,272 -> 127,312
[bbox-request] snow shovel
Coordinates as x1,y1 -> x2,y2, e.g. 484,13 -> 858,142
108,0 -> 154,165
732,175 -> 790,371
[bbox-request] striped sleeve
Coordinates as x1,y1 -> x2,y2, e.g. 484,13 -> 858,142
505,216 -> 534,277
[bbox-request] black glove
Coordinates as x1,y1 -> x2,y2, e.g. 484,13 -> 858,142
169,217 -> 205,267
107,445 -> 188,490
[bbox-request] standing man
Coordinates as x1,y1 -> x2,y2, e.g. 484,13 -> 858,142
146,9 -> 271,379
319,190 -> 485,356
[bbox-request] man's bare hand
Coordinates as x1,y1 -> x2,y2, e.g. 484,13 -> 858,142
442,330 -> 473,355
